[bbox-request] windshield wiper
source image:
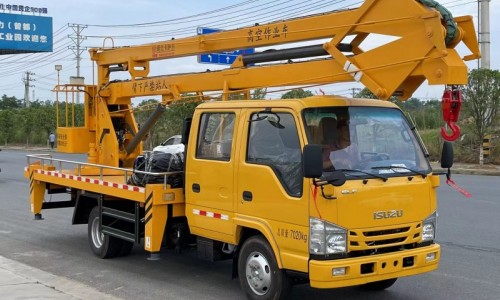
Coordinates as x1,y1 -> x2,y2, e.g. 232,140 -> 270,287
338,168 -> 388,182
371,165 -> 427,178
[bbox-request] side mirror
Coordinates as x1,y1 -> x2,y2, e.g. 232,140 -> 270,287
303,144 -> 323,178
440,141 -> 454,169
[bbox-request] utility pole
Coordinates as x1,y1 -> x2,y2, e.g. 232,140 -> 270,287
478,0 -> 491,165
478,0 -> 490,69
22,71 -> 35,107
68,23 -> 88,103
351,87 -> 362,97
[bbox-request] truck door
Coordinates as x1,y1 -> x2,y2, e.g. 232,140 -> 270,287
237,109 -> 309,237
185,110 -> 238,240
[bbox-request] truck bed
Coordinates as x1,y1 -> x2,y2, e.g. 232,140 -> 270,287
29,167 -> 146,201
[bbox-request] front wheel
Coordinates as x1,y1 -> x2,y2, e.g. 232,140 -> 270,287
88,206 -> 123,258
238,236 -> 291,300
360,278 -> 397,290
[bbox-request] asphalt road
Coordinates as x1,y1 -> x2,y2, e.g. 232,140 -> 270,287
0,150 -> 499,300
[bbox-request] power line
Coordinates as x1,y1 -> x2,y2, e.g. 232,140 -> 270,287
0,42 -> 73,78
0,37 -> 73,77
83,0 -> 261,28
0,24 -> 74,93
83,0 -> 350,40
0,52 -> 74,89
84,0 -> 301,39
0,0 -> 472,101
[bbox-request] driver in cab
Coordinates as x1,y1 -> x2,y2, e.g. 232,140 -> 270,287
316,117 -> 359,170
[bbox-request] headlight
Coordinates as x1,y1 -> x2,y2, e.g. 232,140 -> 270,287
310,217 -> 347,255
422,211 -> 437,242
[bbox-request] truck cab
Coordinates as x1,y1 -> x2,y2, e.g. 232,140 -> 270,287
185,95 -> 440,294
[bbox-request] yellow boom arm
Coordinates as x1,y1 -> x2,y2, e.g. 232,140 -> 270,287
91,0 -> 479,101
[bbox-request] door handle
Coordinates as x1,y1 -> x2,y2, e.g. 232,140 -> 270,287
192,183 -> 200,193
242,191 -> 253,201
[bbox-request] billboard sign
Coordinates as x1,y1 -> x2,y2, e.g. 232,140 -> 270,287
197,27 -> 254,65
0,4 -> 48,14
0,13 -> 52,54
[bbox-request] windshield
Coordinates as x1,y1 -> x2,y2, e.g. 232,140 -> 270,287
303,106 -> 430,178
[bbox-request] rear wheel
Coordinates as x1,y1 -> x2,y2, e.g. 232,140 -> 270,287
360,278 -> 397,290
117,241 -> 134,257
238,236 -> 291,300
88,206 -> 123,258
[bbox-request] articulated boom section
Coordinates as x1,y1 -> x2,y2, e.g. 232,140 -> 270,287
90,0 -> 479,100
66,0 -> 478,166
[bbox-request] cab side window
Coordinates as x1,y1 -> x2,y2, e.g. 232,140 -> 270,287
247,112 -> 302,196
196,112 -> 235,161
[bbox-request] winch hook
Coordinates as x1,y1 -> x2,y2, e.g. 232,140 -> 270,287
441,121 -> 461,141
440,85 -> 462,142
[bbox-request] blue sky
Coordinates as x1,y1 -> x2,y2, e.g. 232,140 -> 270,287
0,0 -> 497,102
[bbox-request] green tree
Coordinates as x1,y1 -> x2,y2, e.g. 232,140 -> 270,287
33,102 -> 57,144
356,88 -> 443,130
399,98 -> 423,111
161,98 -> 200,137
0,95 -> 22,109
252,88 -> 267,99
0,110 -> 16,145
355,88 -> 377,99
355,87 -> 400,101
281,88 -> 313,99
417,99 -> 441,130
133,99 -> 161,149
133,97 -> 201,149
462,68 -> 500,165
399,98 -> 442,130
42,102 -> 57,132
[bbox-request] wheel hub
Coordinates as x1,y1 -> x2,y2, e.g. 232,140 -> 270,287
245,251 -> 271,295
91,217 -> 104,248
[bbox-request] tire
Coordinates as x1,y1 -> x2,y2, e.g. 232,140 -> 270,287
117,241 -> 134,257
163,221 -> 193,251
88,206 -> 123,259
360,278 -> 397,291
238,236 -> 291,300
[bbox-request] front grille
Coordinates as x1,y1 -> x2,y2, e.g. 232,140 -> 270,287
366,237 -> 406,246
349,222 -> 422,251
363,227 -> 410,237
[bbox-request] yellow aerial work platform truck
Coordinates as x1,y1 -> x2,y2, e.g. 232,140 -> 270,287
25,0 -> 479,298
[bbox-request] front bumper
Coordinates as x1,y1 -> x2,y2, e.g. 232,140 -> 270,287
309,244 -> 440,288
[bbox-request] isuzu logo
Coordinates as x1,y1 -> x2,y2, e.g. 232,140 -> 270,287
373,210 -> 403,219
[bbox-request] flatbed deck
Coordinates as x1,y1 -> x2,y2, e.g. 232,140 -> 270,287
25,154 -> 182,203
